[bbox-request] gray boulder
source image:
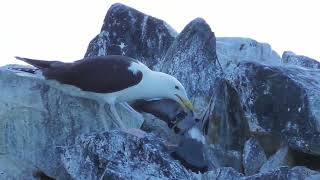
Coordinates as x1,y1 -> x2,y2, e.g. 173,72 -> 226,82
156,18 -> 219,114
196,165 -> 320,180
227,61 -> 320,155
204,144 -> 242,172
282,51 -> 320,69
61,129 -> 193,180
243,166 -> 320,180
243,166 -> 289,180
243,138 -> 267,175
196,167 -> 244,180
307,174 -> 320,180
0,155 -> 39,180
287,166 -> 320,180
260,146 -> 293,173
85,3 -> 177,69
0,68 -> 143,178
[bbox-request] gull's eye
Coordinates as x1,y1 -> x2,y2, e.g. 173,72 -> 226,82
176,112 -> 186,121
175,85 -> 179,90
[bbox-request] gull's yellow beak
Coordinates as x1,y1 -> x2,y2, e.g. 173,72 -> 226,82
175,95 -> 193,111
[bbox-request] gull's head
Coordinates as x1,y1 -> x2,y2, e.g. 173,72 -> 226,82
151,72 -> 193,112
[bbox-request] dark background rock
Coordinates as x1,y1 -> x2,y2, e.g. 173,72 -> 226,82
290,149 -> 320,171
84,3 -> 177,69
206,80 -> 250,151
227,61 -> 320,155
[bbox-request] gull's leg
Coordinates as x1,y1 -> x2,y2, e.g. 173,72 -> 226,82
121,102 -> 143,119
97,102 -> 109,128
109,103 -> 125,129
122,102 -> 136,112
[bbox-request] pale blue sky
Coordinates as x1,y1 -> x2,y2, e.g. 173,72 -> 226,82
0,0 -> 319,66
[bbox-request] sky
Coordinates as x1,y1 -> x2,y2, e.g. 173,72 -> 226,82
0,0 -> 319,66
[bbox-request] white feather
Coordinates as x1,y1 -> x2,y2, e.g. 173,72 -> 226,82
187,127 -> 206,144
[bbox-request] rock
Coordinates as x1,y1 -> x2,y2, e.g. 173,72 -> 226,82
243,138 -> 267,175
196,167 -> 244,180
260,147 -> 293,173
0,155 -> 38,180
282,51 -> 320,69
243,166 -> 320,180
85,3 -> 177,69
61,129 -> 193,180
205,80 -> 250,151
243,166 -> 289,180
287,166 -> 320,180
200,166 -> 319,180
216,37 -> 281,67
1,64 -> 38,74
307,174 -> 320,180
0,68 -> 143,178
290,149 -> 320,171
227,61 -> 320,155
156,18 -> 219,114
204,144 -> 242,172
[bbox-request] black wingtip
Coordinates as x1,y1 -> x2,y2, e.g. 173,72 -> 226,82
14,56 -> 27,61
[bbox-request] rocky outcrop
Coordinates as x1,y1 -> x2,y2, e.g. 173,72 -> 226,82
85,3 -> 177,69
282,51 -> 320,69
61,129 -> 193,180
0,68 -> 143,178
